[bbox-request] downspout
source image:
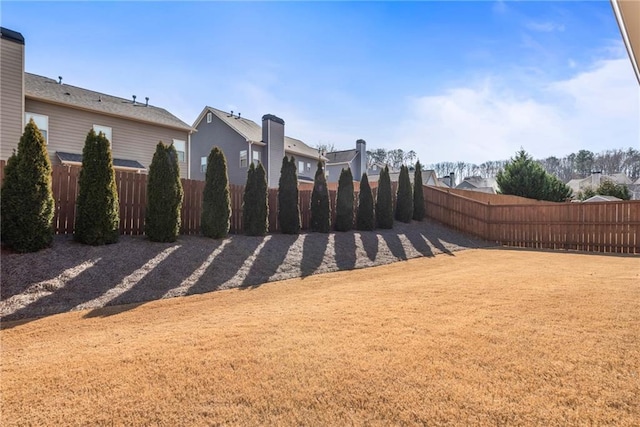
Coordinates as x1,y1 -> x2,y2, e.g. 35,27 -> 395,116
187,131 -> 192,179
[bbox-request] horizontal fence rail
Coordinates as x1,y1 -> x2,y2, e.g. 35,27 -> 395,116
425,186 -> 640,254
1,160 -> 638,254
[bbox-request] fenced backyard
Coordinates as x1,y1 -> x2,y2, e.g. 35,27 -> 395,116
1,161 -> 638,253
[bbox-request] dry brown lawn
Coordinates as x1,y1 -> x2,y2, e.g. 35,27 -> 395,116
1,248 -> 639,426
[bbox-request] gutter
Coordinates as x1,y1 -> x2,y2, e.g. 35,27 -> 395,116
611,0 -> 640,85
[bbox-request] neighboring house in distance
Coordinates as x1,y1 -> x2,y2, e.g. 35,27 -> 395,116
437,172 -> 457,188
325,139 -> 367,183
456,176 -> 498,194
0,27 -> 194,178
367,167 -> 440,187
629,177 -> 640,200
583,195 -> 623,203
566,172 -> 633,198
191,107 -> 326,187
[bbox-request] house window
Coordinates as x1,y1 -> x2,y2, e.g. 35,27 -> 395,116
201,156 -> 207,173
252,150 -> 261,165
25,112 -> 48,144
298,161 -> 305,174
373,164 -> 377,171
307,162 -> 311,171
206,112 -> 212,123
93,125 -> 112,144
240,150 -> 248,168
172,139 -> 186,162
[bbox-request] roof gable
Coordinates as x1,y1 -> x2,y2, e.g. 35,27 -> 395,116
25,73 -> 193,132
326,149 -> 357,164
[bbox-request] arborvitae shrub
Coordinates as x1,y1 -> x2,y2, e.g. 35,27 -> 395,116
278,156 -> 300,234
310,161 -> 330,233
243,162 -> 269,236
335,167 -> 354,232
201,146 -> 231,238
356,173 -> 375,231
74,128 -> 120,245
145,142 -> 183,242
376,166 -> 394,229
412,160 -> 425,221
395,165 -> 413,223
0,119 -> 54,252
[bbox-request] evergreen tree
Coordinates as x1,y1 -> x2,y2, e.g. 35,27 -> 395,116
278,156 -> 300,234
412,160 -> 425,221
243,162 -> 269,236
145,142 -> 183,242
356,173 -> 375,231
395,165 -> 413,223
376,165 -> 394,229
310,161 -> 330,233
497,149 -> 572,201
201,146 -> 230,238
578,179 -> 631,201
74,128 -> 120,245
335,167 -> 354,231
0,119 -> 55,252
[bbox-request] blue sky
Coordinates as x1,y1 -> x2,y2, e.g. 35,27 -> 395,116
3,1 -> 638,165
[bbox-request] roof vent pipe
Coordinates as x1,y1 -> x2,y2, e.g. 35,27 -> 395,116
132,95 -> 137,104
58,76 -> 62,84
237,112 -> 241,119
145,97 -> 149,107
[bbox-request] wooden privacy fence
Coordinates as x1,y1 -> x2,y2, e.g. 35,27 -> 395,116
2,160 -> 638,254
425,186 -> 640,254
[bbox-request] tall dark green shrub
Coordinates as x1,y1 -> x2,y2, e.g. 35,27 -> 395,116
243,162 -> 269,236
376,166 -> 394,229
145,142 -> 183,242
356,173 -> 375,231
335,167 -> 354,232
201,146 -> 231,238
412,160 -> 425,221
278,156 -> 300,234
310,161 -> 330,233
395,165 -> 413,223
74,128 -> 120,245
0,119 -> 54,252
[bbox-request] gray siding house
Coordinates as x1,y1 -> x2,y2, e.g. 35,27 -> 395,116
191,107 -> 326,187
0,27 -> 194,178
325,139 -> 367,183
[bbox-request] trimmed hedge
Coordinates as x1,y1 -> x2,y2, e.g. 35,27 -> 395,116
395,165 -> 413,223
412,160 -> 425,221
278,156 -> 300,234
0,119 -> 55,252
310,161 -> 330,233
376,165 -> 394,229
145,142 -> 183,242
335,167 -> 354,232
74,128 -> 120,245
201,146 -> 231,238
356,173 -> 375,231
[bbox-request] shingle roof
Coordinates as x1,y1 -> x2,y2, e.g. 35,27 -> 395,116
325,149 -> 357,165
57,151 -> 146,170
25,73 -> 193,132
202,107 -> 325,160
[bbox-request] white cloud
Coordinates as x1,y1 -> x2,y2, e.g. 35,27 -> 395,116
394,57 -> 640,165
526,21 -> 565,33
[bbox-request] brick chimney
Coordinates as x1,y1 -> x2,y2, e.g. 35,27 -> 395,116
262,114 -> 285,187
356,139 -> 366,180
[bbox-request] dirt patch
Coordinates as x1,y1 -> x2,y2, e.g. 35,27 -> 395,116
1,219 -> 489,321
1,248 -> 638,425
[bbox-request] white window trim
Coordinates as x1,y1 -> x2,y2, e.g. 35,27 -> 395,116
206,112 -> 213,123
201,156 -> 207,173
252,150 -> 261,165
172,139 -> 186,162
298,161 -> 305,174
240,150 -> 248,168
25,112 -> 49,144
93,124 -> 112,145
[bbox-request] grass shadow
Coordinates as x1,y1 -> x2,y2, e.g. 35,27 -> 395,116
1,235 -> 94,301
187,236 -> 265,295
241,234 -> 300,288
334,231 -> 356,271
301,232 -> 329,277
358,230 -> 379,261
